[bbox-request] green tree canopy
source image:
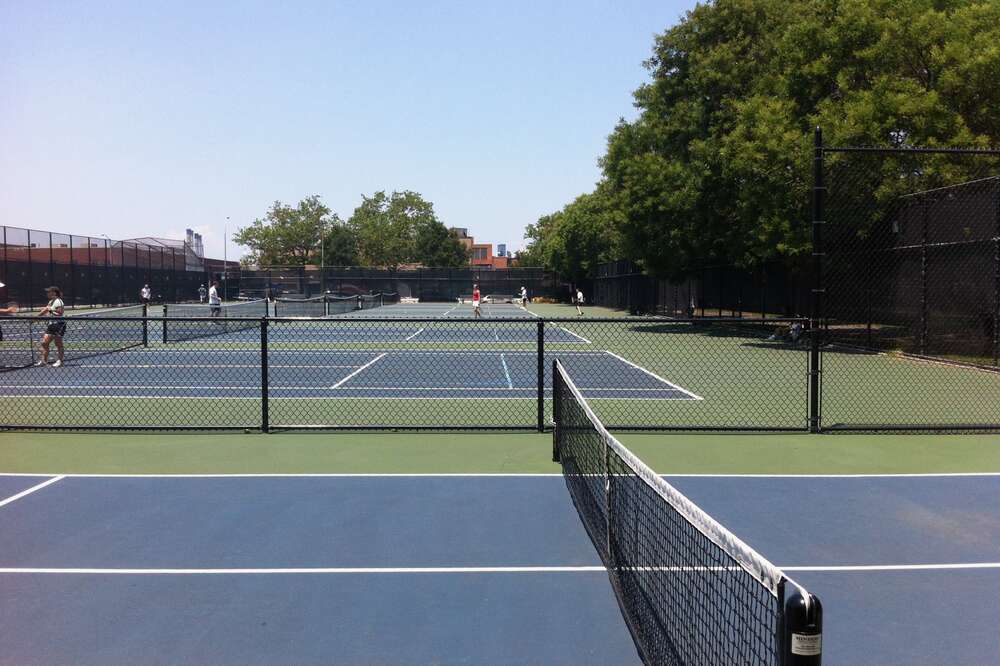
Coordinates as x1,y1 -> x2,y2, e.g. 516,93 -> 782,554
234,195 -> 348,266
525,0 -> 1000,280
348,190 -> 461,269
414,220 -> 469,268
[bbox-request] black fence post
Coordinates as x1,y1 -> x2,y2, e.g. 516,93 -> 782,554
261,317 -> 269,433
809,127 -> 825,433
141,304 -> 148,347
994,186 -> 999,367
920,199 -> 929,355
537,320 -> 545,432
161,305 -> 168,344
551,360 -> 561,461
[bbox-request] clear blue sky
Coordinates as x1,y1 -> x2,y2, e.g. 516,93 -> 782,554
1,0 -> 696,261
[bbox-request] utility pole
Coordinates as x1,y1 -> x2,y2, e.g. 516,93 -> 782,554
224,216 -> 230,301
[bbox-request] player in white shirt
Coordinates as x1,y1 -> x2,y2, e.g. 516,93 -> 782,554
519,285 -> 528,307
208,281 -> 222,321
36,286 -> 66,367
575,288 -> 584,316
140,284 -> 152,305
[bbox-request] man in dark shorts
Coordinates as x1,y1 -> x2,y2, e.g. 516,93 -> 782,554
208,281 -> 222,321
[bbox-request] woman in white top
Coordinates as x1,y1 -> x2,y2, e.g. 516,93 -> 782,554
37,286 -> 66,367
575,288 -> 584,316
140,284 -> 152,305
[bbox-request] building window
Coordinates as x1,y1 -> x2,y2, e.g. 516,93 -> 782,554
472,248 -> 487,260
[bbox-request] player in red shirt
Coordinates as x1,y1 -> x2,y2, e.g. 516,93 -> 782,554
472,284 -> 481,318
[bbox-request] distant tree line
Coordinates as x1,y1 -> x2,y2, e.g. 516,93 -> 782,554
235,191 -> 468,270
518,0 -> 1000,281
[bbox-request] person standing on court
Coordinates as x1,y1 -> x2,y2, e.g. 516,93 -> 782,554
472,284 -> 482,318
0,281 -> 18,343
198,283 -> 208,304
520,285 -> 528,307
208,281 -> 222,321
140,284 -> 152,305
575,287 -> 585,316
36,286 -> 66,367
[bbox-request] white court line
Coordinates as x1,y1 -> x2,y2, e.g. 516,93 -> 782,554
557,326 -> 592,344
782,563 -> 1000,572
330,353 -> 387,389
404,328 -> 425,341
664,472 -> 1000,478
3,563 -> 999,576
122,349 -> 606,356
500,354 -> 514,389
0,476 -> 65,509
5,472 -> 1000,479
75,364 -> 359,370
602,350 -> 703,400
0,566 -> 607,575
0,473 -> 563,478
1,386 -> 685,393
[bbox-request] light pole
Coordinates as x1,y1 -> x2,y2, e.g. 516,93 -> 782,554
223,216 -> 230,301
320,219 -> 326,295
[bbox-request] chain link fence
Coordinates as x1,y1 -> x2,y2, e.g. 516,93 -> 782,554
819,142 -> 1000,431
1,225 -> 223,310
593,260 -> 810,319
3,315 -> 813,432
237,266 -> 566,303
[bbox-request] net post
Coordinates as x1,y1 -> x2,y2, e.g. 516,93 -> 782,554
141,304 -> 148,347
783,584 -> 823,665
161,304 -> 168,344
809,127 -> 825,433
551,360 -> 561,462
536,320 -> 545,432
260,317 -> 269,434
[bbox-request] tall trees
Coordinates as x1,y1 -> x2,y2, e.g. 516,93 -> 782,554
524,0 -> 1000,279
236,190 -> 467,268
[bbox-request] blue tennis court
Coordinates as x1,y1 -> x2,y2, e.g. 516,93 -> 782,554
1,472 -> 997,665
0,348 -> 698,400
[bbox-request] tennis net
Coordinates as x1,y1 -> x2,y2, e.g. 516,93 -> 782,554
359,293 -> 380,310
162,299 -> 267,342
274,296 -> 327,318
1,304 -> 148,370
552,360 -> 822,665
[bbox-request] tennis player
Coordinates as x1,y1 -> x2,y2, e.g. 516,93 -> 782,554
36,286 -> 66,367
198,284 -> 208,303
140,284 -> 152,305
472,284 -> 482,318
520,285 -> 528,307
575,287 -> 585,316
208,281 -> 222,321
0,281 -> 18,343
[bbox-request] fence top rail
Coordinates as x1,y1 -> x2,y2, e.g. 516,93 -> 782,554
823,145 -> 1000,156
3,315 -> 811,325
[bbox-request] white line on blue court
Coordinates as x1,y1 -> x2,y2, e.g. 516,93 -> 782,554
0,566 -> 608,575
330,353 -> 387,389
0,476 -> 65,508
602,350 -> 703,400
404,328 -> 425,341
75,364 -> 361,370
4,472 -> 1000,478
4,562 -> 1000,575
500,353 -> 514,389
